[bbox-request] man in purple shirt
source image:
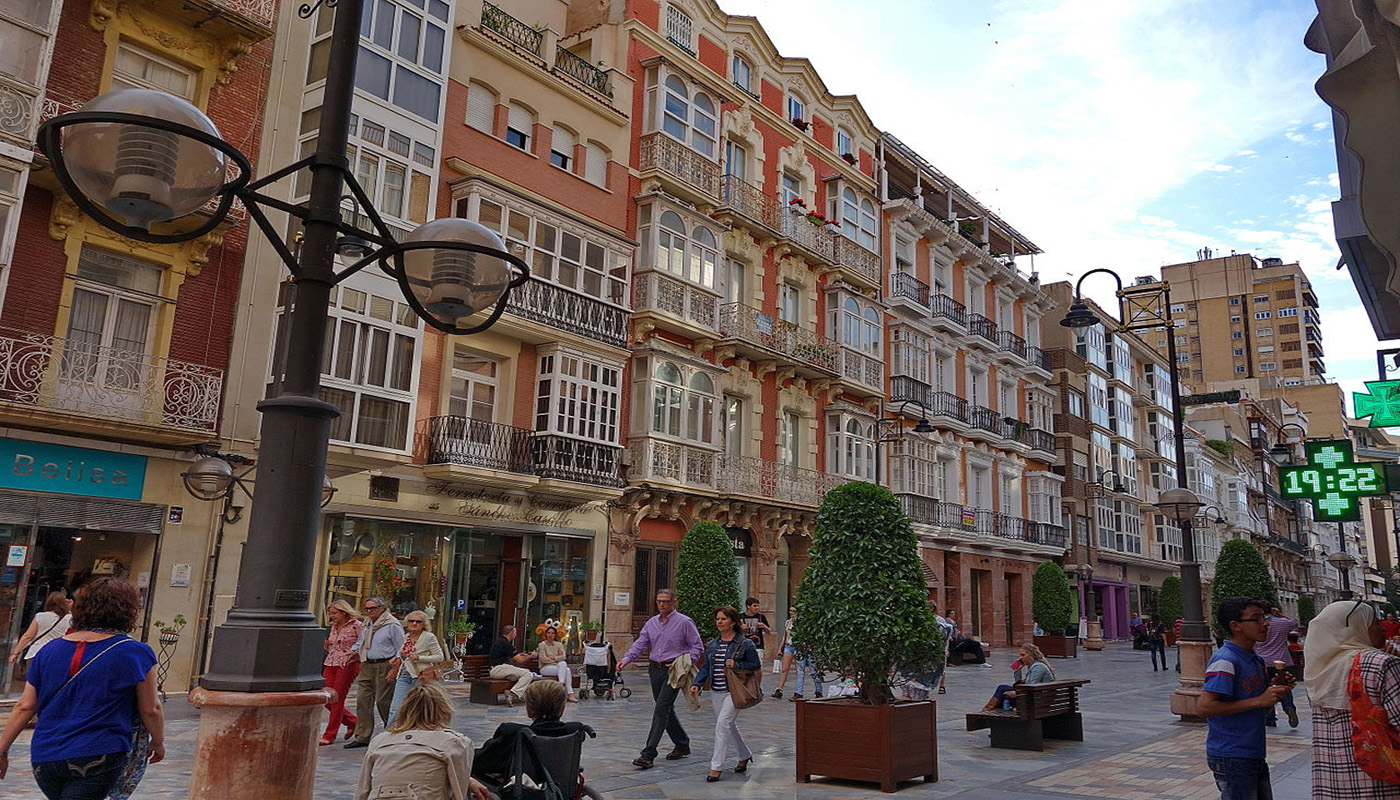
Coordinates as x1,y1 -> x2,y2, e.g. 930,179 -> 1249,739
1255,605 -> 1298,728
619,588 -> 703,769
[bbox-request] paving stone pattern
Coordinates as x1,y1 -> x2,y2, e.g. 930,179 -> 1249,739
0,643 -> 1317,798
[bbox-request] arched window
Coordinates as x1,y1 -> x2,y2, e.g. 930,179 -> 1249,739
650,361 -> 716,443
584,141 -> 609,186
689,225 -> 717,287
692,93 -> 717,157
836,126 -> 853,157
732,54 -> 754,93
836,294 -> 881,356
506,102 -> 534,150
652,361 -> 683,436
827,414 -> 876,480
787,92 -> 805,122
649,207 -> 718,290
662,75 -> 689,142
686,372 -> 715,444
660,74 -> 717,158
466,82 -> 497,134
842,188 -> 878,251
863,306 -> 881,354
658,211 -> 686,275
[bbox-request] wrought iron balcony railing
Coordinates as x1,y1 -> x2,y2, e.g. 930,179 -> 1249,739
633,272 -> 719,332
629,439 -> 717,488
997,330 -> 1027,359
718,302 -> 839,374
639,132 -> 720,200
831,235 -> 881,286
969,405 -> 1001,435
552,46 -> 611,96
779,208 -> 835,262
0,76 -> 39,146
717,454 -> 843,507
968,313 -> 998,343
889,375 -> 968,422
1026,345 -> 1051,371
930,293 -> 967,328
0,328 -> 222,434
1026,427 -> 1057,455
530,434 -> 622,487
417,416 -> 533,474
718,175 -> 780,232
481,1 -> 543,54
840,348 -> 883,391
895,494 -> 1068,548
506,278 -> 629,349
890,271 -> 929,306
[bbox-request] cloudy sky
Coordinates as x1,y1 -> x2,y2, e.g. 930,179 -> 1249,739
720,0 -> 1384,408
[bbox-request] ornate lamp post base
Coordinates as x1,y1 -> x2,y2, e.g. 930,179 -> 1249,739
188,688 -> 334,800
1169,639 -> 1212,721
1085,620 -> 1104,650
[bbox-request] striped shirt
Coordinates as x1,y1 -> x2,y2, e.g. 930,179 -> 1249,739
1203,640 -> 1268,758
710,639 -> 737,691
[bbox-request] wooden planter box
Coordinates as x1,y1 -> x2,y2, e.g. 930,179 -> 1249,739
795,697 -> 938,793
1164,631 -> 1178,647
1033,635 -> 1078,658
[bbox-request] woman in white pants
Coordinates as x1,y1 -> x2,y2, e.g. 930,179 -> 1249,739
534,624 -> 577,702
689,606 -> 761,782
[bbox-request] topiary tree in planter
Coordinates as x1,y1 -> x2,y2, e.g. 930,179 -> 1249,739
1211,539 -> 1278,634
794,482 -> 942,705
1159,576 -> 1183,623
1031,562 -> 1072,634
675,520 -> 742,640
1297,596 -> 1316,627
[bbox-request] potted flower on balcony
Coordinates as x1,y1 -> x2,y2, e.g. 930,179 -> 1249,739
155,614 -> 188,645
841,151 -> 858,166
1031,562 -> 1076,658
791,117 -> 810,132
794,482 -> 942,793
579,618 -> 603,643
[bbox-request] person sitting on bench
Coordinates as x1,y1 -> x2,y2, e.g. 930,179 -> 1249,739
472,680 -> 594,794
488,625 -> 536,706
982,643 -> 1054,711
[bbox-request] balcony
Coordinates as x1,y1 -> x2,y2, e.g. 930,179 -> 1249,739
838,348 -> 883,396
717,454 -> 843,508
0,77 -> 39,149
417,416 -> 534,487
968,405 -> 1002,437
716,175 -> 780,236
896,495 -> 1068,549
531,434 -> 622,489
889,272 -> 930,314
889,375 -> 968,425
505,278 -> 629,349
1025,427 -> 1057,456
1267,534 -> 1309,556
481,1 -> 544,55
929,293 -> 967,331
639,133 -> 720,206
632,272 -> 719,336
1025,345 -> 1052,376
0,329 -> 223,445
778,208 -> 835,264
996,330 -> 1027,362
968,313 -> 998,345
552,46 -> 612,97
831,235 -> 881,291
717,302 -> 839,377
629,439 -> 718,488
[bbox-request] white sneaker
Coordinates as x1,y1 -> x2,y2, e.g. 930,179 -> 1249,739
981,662 -> 994,668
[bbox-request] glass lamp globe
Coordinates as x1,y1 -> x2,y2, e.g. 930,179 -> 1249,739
401,218 -> 514,328
182,456 -> 234,501
1327,550 -> 1358,570
61,89 -> 228,230
1157,487 -> 1205,521
320,475 -> 337,508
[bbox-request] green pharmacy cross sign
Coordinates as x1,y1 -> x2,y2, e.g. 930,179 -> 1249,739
1354,380 -> 1400,428
1277,440 -> 1388,522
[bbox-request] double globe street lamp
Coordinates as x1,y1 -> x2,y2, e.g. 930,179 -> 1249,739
36,1 -> 525,796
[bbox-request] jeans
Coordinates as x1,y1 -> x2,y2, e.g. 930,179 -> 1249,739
1264,666 -> 1295,723
709,689 -> 752,770
794,657 -> 823,695
641,663 -> 688,758
386,670 -> 418,727
1149,640 -> 1166,670
1207,756 -> 1273,800
993,683 -> 1016,708
33,751 -> 128,800
322,661 -> 360,741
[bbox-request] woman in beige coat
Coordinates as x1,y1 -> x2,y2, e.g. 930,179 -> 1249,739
387,610 -> 445,726
355,682 -> 489,800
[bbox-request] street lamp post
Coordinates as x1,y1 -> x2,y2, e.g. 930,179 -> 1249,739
1328,549 -> 1359,600
1060,270 -> 1212,719
35,1 -> 527,797
875,400 -> 934,487
1082,469 -> 1127,651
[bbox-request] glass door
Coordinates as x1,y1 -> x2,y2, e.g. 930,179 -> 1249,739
2,523 -> 36,695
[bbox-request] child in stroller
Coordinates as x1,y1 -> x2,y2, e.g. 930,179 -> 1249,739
581,639 -> 632,700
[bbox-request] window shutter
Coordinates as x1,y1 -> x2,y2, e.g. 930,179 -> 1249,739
466,84 -> 495,133
584,142 -> 607,186
507,104 -> 532,136
551,126 -> 575,156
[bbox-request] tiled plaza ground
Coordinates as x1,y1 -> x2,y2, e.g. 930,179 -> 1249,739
0,642 -> 1317,798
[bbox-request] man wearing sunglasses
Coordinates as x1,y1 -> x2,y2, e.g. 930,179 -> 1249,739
345,598 -> 403,749
1198,596 -> 1292,799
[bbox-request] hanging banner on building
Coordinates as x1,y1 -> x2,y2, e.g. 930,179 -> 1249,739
726,526 -> 752,558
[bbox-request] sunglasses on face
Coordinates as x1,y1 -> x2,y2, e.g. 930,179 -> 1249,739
365,605 -> 382,611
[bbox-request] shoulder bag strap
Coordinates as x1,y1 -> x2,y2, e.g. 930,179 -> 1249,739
32,615 -> 66,646
37,636 -> 135,716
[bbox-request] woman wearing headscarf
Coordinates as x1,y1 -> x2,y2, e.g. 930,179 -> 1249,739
1304,600 -> 1400,798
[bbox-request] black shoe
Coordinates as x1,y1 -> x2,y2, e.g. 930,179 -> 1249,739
706,771 -> 721,782
789,693 -> 803,701
1265,720 -> 1277,728
735,757 -> 753,773
771,689 -> 783,699
632,755 -> 654,769
665,746 -> 691,760
344,740 -> 369,749
1287,708 -> 1299,728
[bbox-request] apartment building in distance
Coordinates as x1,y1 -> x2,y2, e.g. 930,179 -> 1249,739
1133,252 -> 1325,391
0,0 -> 276,694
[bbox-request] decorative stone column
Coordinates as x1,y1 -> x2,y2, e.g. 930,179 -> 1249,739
188,688 -> 332,800
1169,640 -> 1212,721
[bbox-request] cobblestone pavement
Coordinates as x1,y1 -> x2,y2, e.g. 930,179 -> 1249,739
0,643 -> 1317,799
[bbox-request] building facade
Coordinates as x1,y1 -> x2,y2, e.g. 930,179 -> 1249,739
0,0 -> 276,694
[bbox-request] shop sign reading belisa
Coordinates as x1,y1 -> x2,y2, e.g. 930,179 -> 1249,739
0,439 -> 146,501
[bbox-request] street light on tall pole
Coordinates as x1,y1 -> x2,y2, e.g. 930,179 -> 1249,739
36,1 -> 528,796
1060,269 -> 1211,719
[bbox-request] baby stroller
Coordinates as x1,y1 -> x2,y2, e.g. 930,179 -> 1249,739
581,640 -> 631,700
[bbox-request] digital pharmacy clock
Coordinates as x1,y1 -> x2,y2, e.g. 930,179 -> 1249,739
1276,440 -> 1387,522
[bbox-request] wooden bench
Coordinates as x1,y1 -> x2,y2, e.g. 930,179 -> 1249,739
965,679 -> 1090,751
462,655 -> 516,705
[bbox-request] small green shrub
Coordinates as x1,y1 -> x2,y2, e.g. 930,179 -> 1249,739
1031,562 -> 1072,633
1297,596 -> 1316,626
1211,539 -> 1278,633
675,520 -> 742,640
1158,576 -> 1183,623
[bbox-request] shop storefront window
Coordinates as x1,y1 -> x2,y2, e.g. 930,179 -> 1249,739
525,536 -> 591,656
324,517 -> 449,633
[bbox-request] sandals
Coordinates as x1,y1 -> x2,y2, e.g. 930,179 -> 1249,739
736,757 -> 753,773
318,737 -> 335,746
938,686 -> 947,695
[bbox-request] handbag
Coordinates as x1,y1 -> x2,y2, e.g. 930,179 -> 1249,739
726,665 -> 763,709
1348,651 -> 1400,784
501,731 -> 568,800
418,657 -> 453,682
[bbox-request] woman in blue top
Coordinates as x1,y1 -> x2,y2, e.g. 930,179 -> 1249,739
689,606 -> 761,783
0,577 -> 164,800
981,643 -> 1055,711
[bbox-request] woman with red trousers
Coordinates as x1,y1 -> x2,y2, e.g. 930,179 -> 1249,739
321,599 -> 364,745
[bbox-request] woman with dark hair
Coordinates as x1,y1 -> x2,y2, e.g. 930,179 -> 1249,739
690,606 -> 761,782
8,592 -> 71,672
0,578 -> 164,799
535,624 -> 577,702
